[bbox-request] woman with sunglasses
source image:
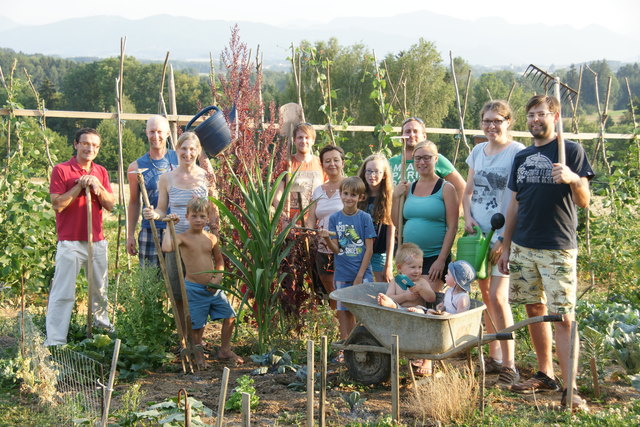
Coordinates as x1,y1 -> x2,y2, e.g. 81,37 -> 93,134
389,117 -> 466,206
462,100 -> 524,387
392,140 -> 459,376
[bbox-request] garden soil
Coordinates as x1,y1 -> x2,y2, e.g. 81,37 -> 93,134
107,322 -> 640,426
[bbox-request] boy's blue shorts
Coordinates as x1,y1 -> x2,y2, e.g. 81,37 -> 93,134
185,280 -> 236,329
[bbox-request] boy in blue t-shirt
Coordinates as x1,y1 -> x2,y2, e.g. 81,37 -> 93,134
319,176 -> 377,341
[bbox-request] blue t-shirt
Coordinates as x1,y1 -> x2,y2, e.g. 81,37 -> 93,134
328,210 -> 377,282
137,150 -> 178,229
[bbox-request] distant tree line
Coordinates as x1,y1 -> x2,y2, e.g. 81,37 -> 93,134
1,42 -> 639,173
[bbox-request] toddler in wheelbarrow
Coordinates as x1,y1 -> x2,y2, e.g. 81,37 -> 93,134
376,243 -> 474,376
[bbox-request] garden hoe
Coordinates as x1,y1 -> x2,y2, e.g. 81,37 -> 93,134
86,187 -> 94,338
523,64 -> 578,165
164,217 -> 206,371
132,169 -> 193,373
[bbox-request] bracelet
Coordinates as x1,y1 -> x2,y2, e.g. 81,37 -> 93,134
497,236 -> 504,242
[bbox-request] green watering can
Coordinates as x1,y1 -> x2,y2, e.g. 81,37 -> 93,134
455,213 -> 505,280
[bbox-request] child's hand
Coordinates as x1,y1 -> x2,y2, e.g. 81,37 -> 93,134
165,213 -> 179,222
318,228 -> 331,239
354,274 -> 364,285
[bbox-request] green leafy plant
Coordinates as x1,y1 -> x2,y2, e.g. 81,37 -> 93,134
65,334 -> 171,381
580,300 -> 640,374
250,348 -> 298,375
211,160 -> 306,353
114,267 -> 176,357
130,396 -> 213,426
342,391 -> 367,413
225,374 -> 259,411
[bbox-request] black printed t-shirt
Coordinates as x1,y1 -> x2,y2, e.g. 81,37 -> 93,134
507,139 -> 594,250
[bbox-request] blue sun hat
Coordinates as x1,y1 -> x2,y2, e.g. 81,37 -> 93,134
449,260 -> 476,293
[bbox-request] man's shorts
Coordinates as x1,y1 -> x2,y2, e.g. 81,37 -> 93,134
138,227 -> 165,266
334,279 -> 371,311
315,251 -> 334,276
508,242 -> 578,314
185,280 -> 236,329
371,253 -> 387,273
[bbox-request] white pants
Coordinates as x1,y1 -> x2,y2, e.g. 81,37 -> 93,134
45,240 -> 110,346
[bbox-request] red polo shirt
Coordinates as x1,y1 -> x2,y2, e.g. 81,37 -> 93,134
50,157 -> 112,242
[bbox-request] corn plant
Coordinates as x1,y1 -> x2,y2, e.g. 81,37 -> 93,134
211,159 -> 306,353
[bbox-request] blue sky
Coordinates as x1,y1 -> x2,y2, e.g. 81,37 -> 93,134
4,0 -> 639,37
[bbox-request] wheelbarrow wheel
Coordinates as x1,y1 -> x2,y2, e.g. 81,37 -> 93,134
344,326 -> 391,385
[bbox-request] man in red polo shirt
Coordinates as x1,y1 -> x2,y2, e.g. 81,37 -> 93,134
44,128 -> 115,346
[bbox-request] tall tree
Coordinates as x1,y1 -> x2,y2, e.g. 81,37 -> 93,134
383,38 -> 454,127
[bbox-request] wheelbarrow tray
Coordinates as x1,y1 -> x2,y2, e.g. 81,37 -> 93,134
330,282 -> 486,357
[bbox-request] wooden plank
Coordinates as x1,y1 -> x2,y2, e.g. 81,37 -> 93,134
1,108 -> 635,140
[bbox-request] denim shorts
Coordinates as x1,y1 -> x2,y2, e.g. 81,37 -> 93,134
185,280 -> 236,329
370,252 -> 387,273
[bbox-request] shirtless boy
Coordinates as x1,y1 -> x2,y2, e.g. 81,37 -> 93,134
162,197 -> 242,366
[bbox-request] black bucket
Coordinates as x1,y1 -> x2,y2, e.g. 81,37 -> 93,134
185,106 -> 231,157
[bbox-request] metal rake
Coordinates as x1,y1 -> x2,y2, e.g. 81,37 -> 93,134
523,64 -> 578,104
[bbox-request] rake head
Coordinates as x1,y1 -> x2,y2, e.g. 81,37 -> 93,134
523,64 -> 578,104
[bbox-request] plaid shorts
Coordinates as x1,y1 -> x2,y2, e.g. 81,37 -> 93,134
138,227 -> 165,266
508,242 -> 578,314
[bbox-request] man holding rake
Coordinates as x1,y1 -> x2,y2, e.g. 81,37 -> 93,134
45,128 -> 115,346
498,95 -> 593,410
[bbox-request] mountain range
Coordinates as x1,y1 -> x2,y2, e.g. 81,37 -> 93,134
0,12 -> 638,69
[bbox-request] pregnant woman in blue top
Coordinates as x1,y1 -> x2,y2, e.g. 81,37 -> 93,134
392,140 -> 459,293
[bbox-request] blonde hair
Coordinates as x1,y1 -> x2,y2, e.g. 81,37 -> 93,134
186,197 -> 211,215
176,131 -> 202,151
412,140 -> 438,156
294,123 -> 316,141
357,153 -> 393,225
395,243 -> 423,266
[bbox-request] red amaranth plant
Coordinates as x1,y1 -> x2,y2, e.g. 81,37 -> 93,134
211,26 -> 315,331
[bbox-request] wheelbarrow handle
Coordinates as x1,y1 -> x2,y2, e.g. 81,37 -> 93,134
494,332 -> 513,341
498,314 -> 564,335
185,105 -> 221,131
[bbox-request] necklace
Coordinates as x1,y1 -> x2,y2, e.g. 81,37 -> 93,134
149,155 -> 172,172
324,181 -> 340,197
